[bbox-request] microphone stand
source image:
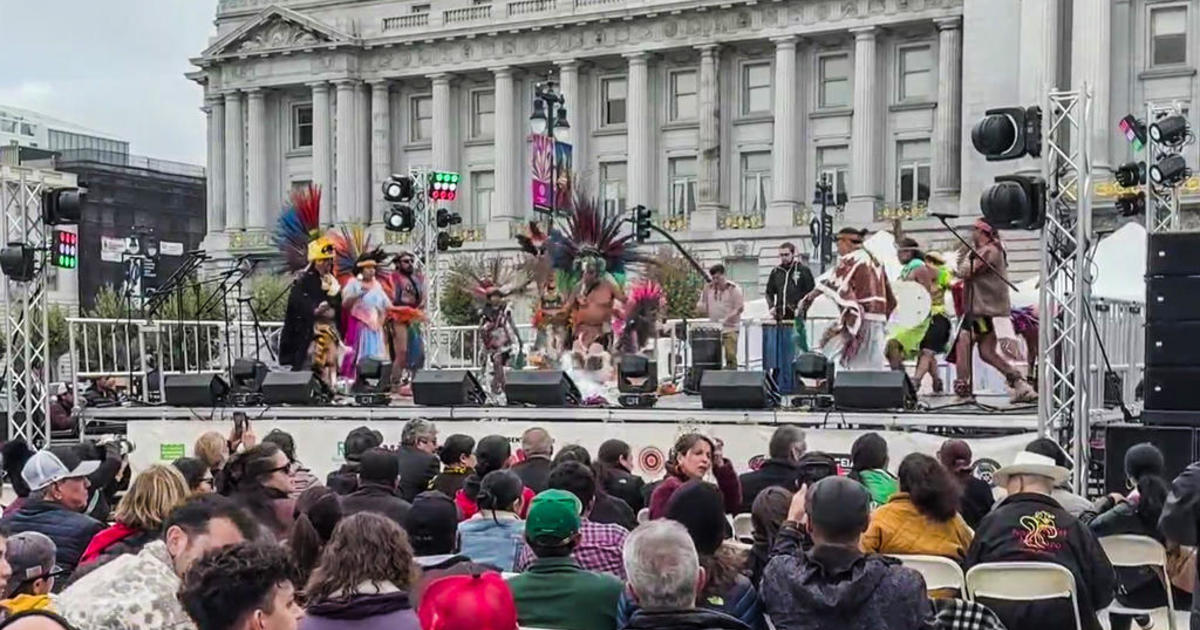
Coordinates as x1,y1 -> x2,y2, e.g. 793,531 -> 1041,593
931,215 -> 1019,292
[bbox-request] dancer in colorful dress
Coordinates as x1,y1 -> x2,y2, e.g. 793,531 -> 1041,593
452,257 -> 530,395
885,237 -> 952,392
389,250 -> 426,391
331,227 -> 393,377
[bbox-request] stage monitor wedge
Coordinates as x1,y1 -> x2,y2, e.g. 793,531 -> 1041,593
164,373 -> 229,407
699,370 -> 775,409
412,369 -> 486,406
261,372 -> 324,405
832,371 -> 915,410
505,370 -> 581,407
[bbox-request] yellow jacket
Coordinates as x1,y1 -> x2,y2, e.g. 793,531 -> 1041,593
861,492 -> 974,561
2,593 -> 55,615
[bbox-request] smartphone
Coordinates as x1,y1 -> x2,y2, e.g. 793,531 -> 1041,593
232,412 -> 248,441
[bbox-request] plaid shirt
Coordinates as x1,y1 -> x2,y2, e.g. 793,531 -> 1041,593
516,519 -> 629,579
931,598 -> 1006,630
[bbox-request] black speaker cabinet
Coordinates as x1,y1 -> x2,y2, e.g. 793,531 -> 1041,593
1146,321 -> 1200,367
1104,424 -> 1196,493
699,370 -> 775,409
1146,276 -> 1200,322
411,369 -> 485,406
164,373 -> 229,407
261,371 -> 324,405
1148,232 -> 1200,277
505,370 -> 581,406
1144,366 -> 1200,412
832,370 -> 915,410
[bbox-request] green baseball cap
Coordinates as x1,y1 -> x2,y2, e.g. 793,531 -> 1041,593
525,489 -> 582,545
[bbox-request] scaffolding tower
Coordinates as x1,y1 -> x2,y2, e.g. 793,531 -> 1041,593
1144,102 -> 1189,234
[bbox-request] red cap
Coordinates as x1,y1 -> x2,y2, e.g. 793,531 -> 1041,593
419,572 -> 517,630
973,218 -> 997,236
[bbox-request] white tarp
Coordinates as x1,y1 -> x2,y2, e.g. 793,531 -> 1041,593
1091,222 -> 1147,303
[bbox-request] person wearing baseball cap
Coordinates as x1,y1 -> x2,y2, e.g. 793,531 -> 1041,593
964,450 -> 1115,630
761,476 -> 934,630
936,439 -> 994,528
1,532 -> 59,614
325,426 -> 383,495
0,447 -> 104,579
506,489 -> 623,630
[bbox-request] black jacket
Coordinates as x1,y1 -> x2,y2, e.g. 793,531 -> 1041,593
1091,497 -> 1168,609
602,465 -> 646,513
765,264 -> 815,321
342,482 -> 413,527
83,441 -> 127,524
396,447 -> 440,502
327,462 -> 361,495
430,470 -> 471,498
512,457 -> 553,494
958,475 -> 995,529
623,608 -> 750,630
738,459 -> 801,514
1160,461 -> 1200,623
1,500 -> 104,580
279,267 -> 341,369
965,492 -> 1115,630
590,493 -> 637,531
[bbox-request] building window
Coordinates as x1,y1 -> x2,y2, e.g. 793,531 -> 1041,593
669,70 -> 698,121
898,45 -> 933,102
740,152 -> 772,215
818,54 -> 851,109
19,123 -> 34,137
471,90 -> 495,138
816,145 -> 850,205
742,62 -> 772,115
0,120 -> 14,133
412,3 -> 430,13
292,104 -> 313,149
896,140 -> 931,206
471,170 -> 494,225
601,77 -> 627,126
411,95 -> 433,142
668,157 -> 697,219
1151,6 -> 1188,67
601,162 -> 627,213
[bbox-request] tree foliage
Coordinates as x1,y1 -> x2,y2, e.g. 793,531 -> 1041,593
440,255 -> 485,327
643,246 -> 705,320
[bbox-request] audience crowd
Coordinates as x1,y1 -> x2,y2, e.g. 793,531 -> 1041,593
0,419 -> 1198,630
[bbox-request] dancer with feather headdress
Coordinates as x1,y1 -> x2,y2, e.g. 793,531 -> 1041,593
451,257 -> 530,394
274,185 -> 341,373
329,226 -> 393,378
517,223 -> 568,367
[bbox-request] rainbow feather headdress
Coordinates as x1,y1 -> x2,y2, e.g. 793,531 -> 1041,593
273,184 -> 328,272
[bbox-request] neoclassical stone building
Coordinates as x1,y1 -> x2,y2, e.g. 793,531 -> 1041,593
192,0 -> 1199,293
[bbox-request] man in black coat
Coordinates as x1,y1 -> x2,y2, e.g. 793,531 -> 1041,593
597,439 -> 646,513
764,242 -> 815,321
342,448 -> 412,526
512,427 -> 554,494
396,418 -> 440,502
739,425 -> 806,513
278,240 -> 340,370
1160,459 -> 1200,626
327,426 -> 383,495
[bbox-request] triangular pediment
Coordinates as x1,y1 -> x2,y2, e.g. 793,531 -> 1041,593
201,5 -> 353,58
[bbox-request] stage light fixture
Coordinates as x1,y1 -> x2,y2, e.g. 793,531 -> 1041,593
0,243 -> 35,282
436,208 -> 463,229
1149,154 -> 1191,187
42,187 -> 85,225
51,229 -> 77,269
436,232 -> 463,251
382,175 -> 416,202
352,357 -> 392,405
1115,192 -> 1145,217
1119,115 -> 1147,152
229,358 -> 268,405
385,204 -> 415,232
1113,161 -> 1146,188
429,171 -> 460,202
970,106 -> 1042,161
979,174 -> 1046,230
1150,114 -> 1190,145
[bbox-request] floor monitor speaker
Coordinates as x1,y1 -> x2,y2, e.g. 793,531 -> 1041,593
261,371 -> 324,405
832,370 -> 915,410
505,370 -> 581,406
411,369 -> 486,406
164,373 -> 229,407
699,370 -> 775,409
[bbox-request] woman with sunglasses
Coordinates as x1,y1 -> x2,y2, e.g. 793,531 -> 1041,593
219,443 -> 296,541
170,457 -> 215,494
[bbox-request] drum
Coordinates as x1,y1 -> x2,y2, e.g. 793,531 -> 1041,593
763,321 -> 799,394
890,280 -> 932,330
689,324 -> 723,368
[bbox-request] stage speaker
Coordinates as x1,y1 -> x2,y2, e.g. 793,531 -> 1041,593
1147,231 -> 1200,276
1145,321 -> 1200,367
411,369 -> 485,406
832,371 -> 915,410
164,374 -> 229,407
1146,276 -> 1200,321
505,370 -> 581,406
699,370 -> 775,409
1104,423 -> 1196,494
1144,366 -> 1200,412
617,355 -> 658,394
261,371 -> 324,405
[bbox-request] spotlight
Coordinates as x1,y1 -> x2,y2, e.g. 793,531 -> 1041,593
436,232 -> 463,251
970,106 -> 1042,161
0,243 -> 36,282
382,175 -> 415,202
1115,192 -> 1145,217
1150,114 -> 1190,146
1119,115 -> 1148,151
353,357 -> 392,405
229,358 -> 267,405
979,174 -> 1046,230
436,208 -> 462,228
1113,161 -> 1146,188
385,205 -> 414,232
1149,154 -> 1191,187
41,187 -> 85,225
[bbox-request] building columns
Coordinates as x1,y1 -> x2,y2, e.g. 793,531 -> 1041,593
491,67 -> 517,237
310,82 -> 333,225
625,52 -> 651,209
205,95 -> 225,234
848,26 -> 879,224
695,44 -> 722,231
245,88 -> 268,230
369,80 -> 391,225
769,35 -> 800,227
334,79 -> 357,224
1072,0 -> 1111,169
932,17 -> 963,210
223,90 -> 245,231
557,60 -> 584,188
430,74 -> 456,172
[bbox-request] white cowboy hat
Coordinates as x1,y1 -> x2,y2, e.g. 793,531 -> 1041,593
992,451 -> 1070,486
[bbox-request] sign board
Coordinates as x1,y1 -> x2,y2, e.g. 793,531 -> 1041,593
100,236 -> 126,263
160,241 -> 184,257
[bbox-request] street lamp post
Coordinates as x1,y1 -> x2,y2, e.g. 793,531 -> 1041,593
531,78 -> 570,221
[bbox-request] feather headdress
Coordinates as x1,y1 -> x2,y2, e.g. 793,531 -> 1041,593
515,221 -> 554,289
616,279 -> 665,353
273,184 -> 325,272
328,224 -> 395,293
546,197 -> 652,290
450,256 -> 532,303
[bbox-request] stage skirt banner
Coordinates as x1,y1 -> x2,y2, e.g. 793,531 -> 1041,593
127,419 -> 1035,482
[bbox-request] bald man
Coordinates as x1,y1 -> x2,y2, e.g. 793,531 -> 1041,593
513,427 -> 555,493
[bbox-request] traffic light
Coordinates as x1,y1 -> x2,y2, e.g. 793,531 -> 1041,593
0,243 -> 35,282
1115,192 -> 1145,217
42,187 -> 85,225
382,175 -> 416,202
633,205 -> 652,243
385,205 -> 414,232
979,175 -> 1046,230
429,171 -> 460,201
971,106 -> 1042,161
51,229 -> 78,269
1114,161 -> 1146,188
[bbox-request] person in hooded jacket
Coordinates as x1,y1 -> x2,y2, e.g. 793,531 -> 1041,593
327,427 -> 383,496
595,439 -> 646,513
620,481 -> 764,630
847,433 -> 897,508
300,512 -> 421,630
762,476 -> 935,630
341,448 -> 411,527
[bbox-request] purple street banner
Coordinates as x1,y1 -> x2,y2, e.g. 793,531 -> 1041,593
531,134 -> 553,211
555,140 -> 572,210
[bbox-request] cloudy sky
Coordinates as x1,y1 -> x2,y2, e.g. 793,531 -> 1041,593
0,1 -> 218,166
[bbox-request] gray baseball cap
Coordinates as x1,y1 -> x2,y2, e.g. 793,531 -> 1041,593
21,446 -> 100,491
5,531 -> 59,596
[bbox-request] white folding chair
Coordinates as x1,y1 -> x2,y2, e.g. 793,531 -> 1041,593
637,508 -> 650,524
1099,535 -> 1178,630
887,554 -> 966,593
732,513 -> 754,543
964,562 -> 1082,630
502,572 -> 519,580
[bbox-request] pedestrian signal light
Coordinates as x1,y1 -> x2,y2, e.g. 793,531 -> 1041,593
429,171 -> 460,201
52,230 -> 78,269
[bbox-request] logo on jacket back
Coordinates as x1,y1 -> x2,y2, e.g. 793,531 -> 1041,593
1016,510 -> 1062,551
